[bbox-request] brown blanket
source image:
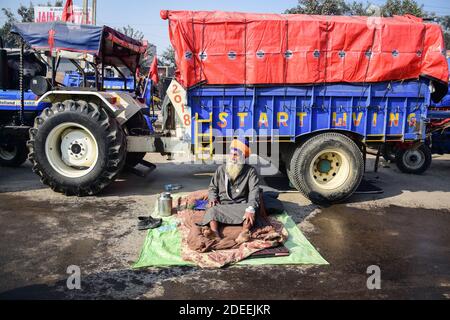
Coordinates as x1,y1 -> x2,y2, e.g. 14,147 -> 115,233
176,190 -> 288,268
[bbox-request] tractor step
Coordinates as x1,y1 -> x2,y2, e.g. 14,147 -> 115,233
126,160 -> 156,178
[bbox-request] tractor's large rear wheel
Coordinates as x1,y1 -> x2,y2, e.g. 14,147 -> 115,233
28,100 -> 127,196
287,132 -> 364,204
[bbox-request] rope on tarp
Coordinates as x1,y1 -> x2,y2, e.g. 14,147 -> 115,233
243,18 -> 248,112
381,81 -> 393,111
321,19 -> 330,111
356,20 -> 378,110
413,22 -> 428,112
191,16 -> 197,84
200,18 -> 206,85
282,18 -> 289,112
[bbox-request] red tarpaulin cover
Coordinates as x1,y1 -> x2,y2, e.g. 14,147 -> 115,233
161,10 -> 448,92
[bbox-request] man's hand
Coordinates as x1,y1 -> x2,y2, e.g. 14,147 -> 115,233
243,211 -> 255,227
209,199 -> 220,208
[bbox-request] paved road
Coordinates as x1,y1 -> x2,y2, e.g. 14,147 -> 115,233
0,154 -> 449,299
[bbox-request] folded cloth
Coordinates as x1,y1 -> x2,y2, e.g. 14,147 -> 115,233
176,190 -> 288,268
194,199 -> 209,211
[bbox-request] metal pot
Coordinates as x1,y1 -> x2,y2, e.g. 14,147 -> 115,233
158,192 -> 173,217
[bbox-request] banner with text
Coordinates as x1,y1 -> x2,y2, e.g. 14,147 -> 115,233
34,6 -> 92,24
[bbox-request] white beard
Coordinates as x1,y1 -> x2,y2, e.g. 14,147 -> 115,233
226,162 -> 244,183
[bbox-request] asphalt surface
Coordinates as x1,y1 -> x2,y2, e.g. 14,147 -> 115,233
0,154 -> 449,300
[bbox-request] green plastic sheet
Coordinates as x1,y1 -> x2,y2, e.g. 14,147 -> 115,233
134,197 -> 328,268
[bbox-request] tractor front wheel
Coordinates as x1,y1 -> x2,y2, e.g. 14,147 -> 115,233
0,140 -> 28,167
28,100 -> 127,196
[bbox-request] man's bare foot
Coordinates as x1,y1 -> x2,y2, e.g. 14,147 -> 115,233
202,227 -> 222,239
235,230 -> 251,244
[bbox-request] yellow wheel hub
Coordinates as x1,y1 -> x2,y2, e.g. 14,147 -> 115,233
310,149 -> 350,190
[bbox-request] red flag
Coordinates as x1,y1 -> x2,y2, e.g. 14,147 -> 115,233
61,0 -> 74,23
48,28 -> 56,52
149,57 -> 159,83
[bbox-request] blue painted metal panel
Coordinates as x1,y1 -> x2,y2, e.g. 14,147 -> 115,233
427,110 -> 450,119
63,73 -> 135,91
0,90 -> 50,112
188,80 -> 431,143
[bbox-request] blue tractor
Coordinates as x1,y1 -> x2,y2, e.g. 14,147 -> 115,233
0,41 -> 50,166
0,30 -> 156,168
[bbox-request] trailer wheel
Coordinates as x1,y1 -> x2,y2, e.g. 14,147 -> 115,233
0,141 -> 28,167
287,132 -> 364,204
28,100 -> 127,196
395,144 -> 431,175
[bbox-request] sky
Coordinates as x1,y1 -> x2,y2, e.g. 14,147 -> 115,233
1,0 -> 450,55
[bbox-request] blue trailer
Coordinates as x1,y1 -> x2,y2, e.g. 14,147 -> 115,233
182,80 -> 433,203
189,81 -> 430,143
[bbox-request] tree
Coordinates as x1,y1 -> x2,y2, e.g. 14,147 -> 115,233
139,43 -> 157,75
435,16 -> 450,51
118,25 -> 158,75
347,1 -> 369,16
285,0 -> 426,17
118,25 -> 145,41
160,46 -> 176,68
285,0 -> 450,49
285,0 -> 351,15
439,16 -> 450,31
16,3 -> 34,22
444,33 -> 450,51
381,0 -> 424,17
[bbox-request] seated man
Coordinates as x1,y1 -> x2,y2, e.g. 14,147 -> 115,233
197,137 -> 259,244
